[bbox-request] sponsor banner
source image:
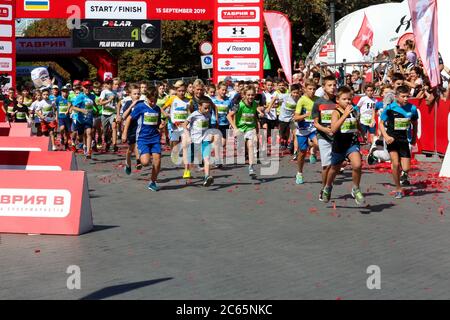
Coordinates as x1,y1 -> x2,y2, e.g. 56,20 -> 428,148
16,0 -> 213,20
16,37 -> 81,55
214,0 -> 264,83
0,24 -> 12,37
217,6 -> 260,23
217,26 -> 260,39
0,136 -> 51,151
218,58 -> 260,72
0,151 -> 77,171
0,57 -> 12,71
72,19 -> 161,49
0,171 -> 93,235
218,42 -> 260,55
85,1 -> 146,19
0,3 -> 12,20
0,40 -> 12,54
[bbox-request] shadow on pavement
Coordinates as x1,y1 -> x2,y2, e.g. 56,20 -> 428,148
80,277 -> 173,300
87,225 -> 120,234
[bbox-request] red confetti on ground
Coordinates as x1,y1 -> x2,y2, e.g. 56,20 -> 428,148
332,202 -> 337,210
34,249 -> 40,254
336,297 -> 342,300
256,199 -> 265,205
439,207 -> 444,215
227,189 -> 233,193
306,192 -> 313,201
309,207 -> 318,214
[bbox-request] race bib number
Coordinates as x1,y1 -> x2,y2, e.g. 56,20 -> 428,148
321,110 -> 333,124
103,105 -> 116,116
195,119 -> 209,129
7,106 -> 14,113
241,113 -> 255,125
341,118 -> 358,133
59,105 -> 69,114
144,112 -> 159,126
394,118 -> 410,131
43,105 -> 53,114
173,110 -> 188,122
16,112 -> 26,120
360,114 -> 372,126
217,105 -> 229,115
285,103 -> 296,111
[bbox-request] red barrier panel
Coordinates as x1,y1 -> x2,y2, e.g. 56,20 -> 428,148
0,170 -> 93,235
410,98 -> 436,153
0,151 -> 77,171
436,99 -> 450,155
0,102 -> 5,122
0,122 -> 32,137
0,136 -> 51,151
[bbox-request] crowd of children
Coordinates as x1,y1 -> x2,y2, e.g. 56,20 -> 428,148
1,74 -> 422,202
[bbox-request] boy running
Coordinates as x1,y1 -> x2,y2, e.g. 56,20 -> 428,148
356,83 -> 377,144
99,79 -> 119,152
183,97 -> 215,187
278,84 -> 301,150
379,85 -> 418,198
35,89 -> 58,151
130,88 -> 163,191
311,76 -> 337,201
55,87 -> 72,150
294,80 -> 319,184
227,87 -> 259,177
322,86 -> 365,205
12,95 -> 30,124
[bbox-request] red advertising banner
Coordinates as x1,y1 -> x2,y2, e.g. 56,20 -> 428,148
16,0 -> 214,20
213,0 -> 264,83
0,122 -> 32,136
0,0 -> 15,95
0,151 -> 77,171
0,170 -> 93,235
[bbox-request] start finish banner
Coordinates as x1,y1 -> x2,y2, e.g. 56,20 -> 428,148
16,0 -> 214,20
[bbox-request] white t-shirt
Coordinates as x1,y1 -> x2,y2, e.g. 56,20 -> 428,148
314,87 -> 325,98
35,99 -> 56,122
357,95 -> 377,126
100,89 -> 118,116
278,95 -> 298,123
186,111 -> 211,144
263,91 -> 277,120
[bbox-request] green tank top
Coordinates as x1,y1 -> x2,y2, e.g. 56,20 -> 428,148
236,100 -> 258,132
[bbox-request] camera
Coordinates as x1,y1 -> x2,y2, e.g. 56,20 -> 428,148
141,23 -> 158,44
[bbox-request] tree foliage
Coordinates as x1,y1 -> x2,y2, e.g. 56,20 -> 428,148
22,0 -> 397,81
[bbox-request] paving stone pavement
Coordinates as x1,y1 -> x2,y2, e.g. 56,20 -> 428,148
0,147 -> 449,300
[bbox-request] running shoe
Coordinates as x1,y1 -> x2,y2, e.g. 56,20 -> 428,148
319,190 -> 324,202
135,163 -> 143,170
105,143 -> 111,152
83,144 -> 87,154
367,154 -> 377,165
309,154 -> 317,164
249,165 -> 256,177
52,145 -> 58,151
394,191 -> 403,199
322,187 -> 332,203
96,143 -> 103,150
292,151 -> 299,161
400,171 -> 410,186
113,145 -> 119,153
148,182 -> 160,192
295,173 -> 304,185
124,165 -> 132,175
183,169 -> 192,179
78,143 -> 84,150
203,176 -> 214,187
351,188 -> 365,206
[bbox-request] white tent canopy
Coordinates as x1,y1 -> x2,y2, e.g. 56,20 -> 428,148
307,0 -> 450,67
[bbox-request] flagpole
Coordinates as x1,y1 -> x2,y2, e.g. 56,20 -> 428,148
330,1 -> 336,64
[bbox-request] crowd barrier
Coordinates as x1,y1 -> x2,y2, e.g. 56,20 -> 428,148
0,122 -> 32,137
0,126 -> 93,236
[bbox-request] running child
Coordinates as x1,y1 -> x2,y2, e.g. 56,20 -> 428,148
130,88 -> 164,191
36,88 -> 58,151
2,87 -> 16,122
183,97 -> 215,187
278,84 -> 301,150
311,75 -> 337,201
227,86 -> 260,177
379,85 -> 418,198
99,79 -> 119,152
356,83 -> 377,144
12,95 -> 30,124
294,80 -> 319,184
321,86 -> 365,205
55,86 -> 72,150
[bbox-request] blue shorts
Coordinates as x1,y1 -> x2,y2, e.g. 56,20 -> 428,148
71,120 -> 77,132
76,119 -> 93,135
58,117 -> 71,129
297,132 -> 317,151
360,124 -> 376,135
331,144 -> 360,165
137,141 -> 161,156
189,141 -> 212,163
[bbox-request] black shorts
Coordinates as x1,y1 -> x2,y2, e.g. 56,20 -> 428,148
279,121 -> 291,139
218,125 -> 229,139
260,118 -> 278,130
387,140 -> 411,159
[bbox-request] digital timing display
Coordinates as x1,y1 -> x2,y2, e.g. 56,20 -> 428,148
93,27 -> 140,41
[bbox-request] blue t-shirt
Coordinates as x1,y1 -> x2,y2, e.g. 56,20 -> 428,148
55,96 -> 70,119
375,101 -> 384,112
211,97 -> 232,126
380,101 -> 419,141
131,102 -> 161,144
73,92 -> 95,121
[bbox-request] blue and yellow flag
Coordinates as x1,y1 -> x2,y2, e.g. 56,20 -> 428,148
24,0 -> 50,11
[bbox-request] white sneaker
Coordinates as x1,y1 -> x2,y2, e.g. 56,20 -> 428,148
52,146 -> 58,151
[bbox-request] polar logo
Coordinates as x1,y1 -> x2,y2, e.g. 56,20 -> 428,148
0,189 -> 71,218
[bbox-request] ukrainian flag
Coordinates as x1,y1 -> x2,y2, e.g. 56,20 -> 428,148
24,0 -> 50,11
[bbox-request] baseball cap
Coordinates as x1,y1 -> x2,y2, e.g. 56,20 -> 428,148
73,80 -> 81,86
82,80 -> 92,87
52,85 -> 59,89
61,86 -> 69,91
